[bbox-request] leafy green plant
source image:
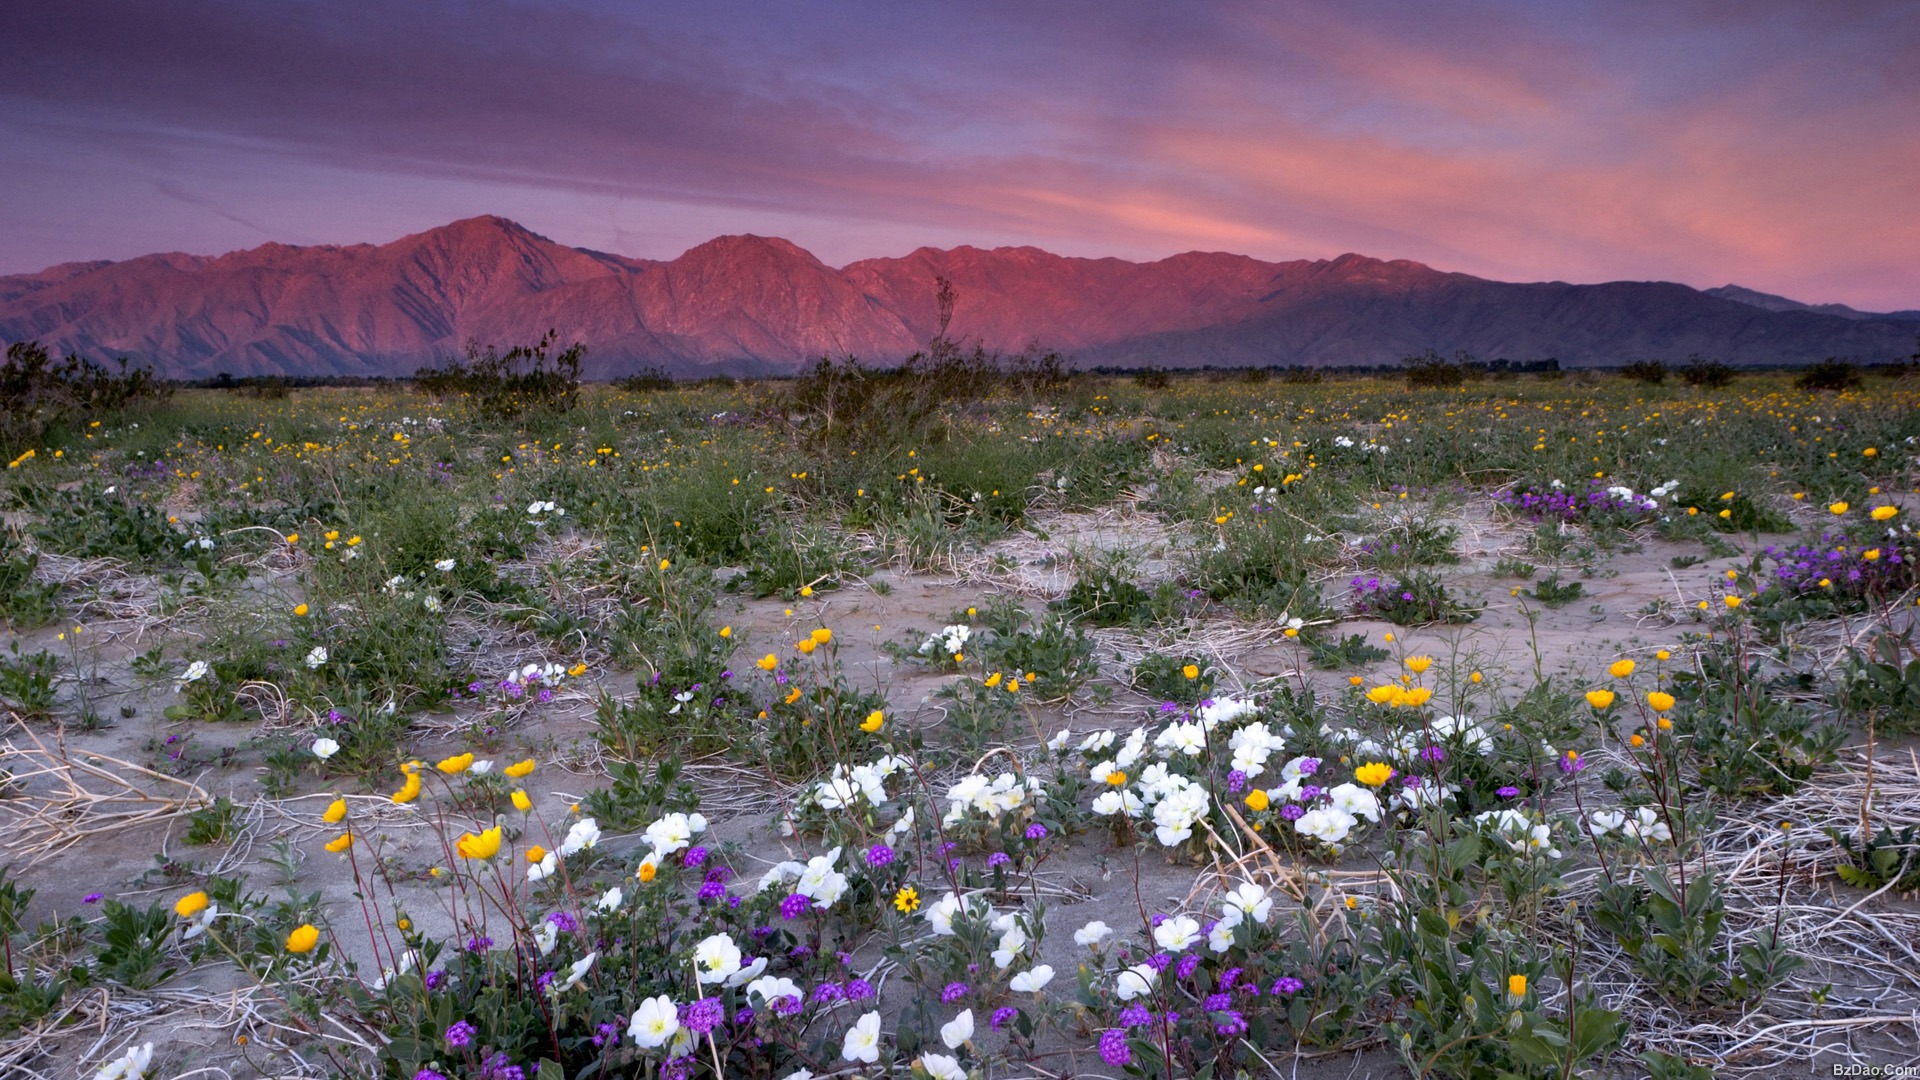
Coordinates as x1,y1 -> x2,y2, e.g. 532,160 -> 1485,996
183,796 -> 240,847
1529,573 -> 1585,607
0,645 -> 59,718
1306,632 -> 1391,670
92,900 -> 176,991
1350,571 -> 1479,626
1129,654 -> 1215,705
1829,824 -> 1920,892
0,537 -> 59,628
580,756 -> 701,832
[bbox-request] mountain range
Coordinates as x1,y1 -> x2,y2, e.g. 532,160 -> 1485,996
1,215 -> 1914,379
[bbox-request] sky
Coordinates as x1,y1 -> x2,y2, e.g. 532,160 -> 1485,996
2,0 -> 1917,310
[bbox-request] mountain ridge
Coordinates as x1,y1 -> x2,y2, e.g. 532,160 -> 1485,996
2,216 -> 1914,379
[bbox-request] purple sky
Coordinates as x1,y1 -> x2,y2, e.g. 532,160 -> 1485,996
2,0 -> 1916,309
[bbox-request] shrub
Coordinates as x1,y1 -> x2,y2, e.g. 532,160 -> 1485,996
1794,358 -> 1862,392
1680,355 -> 1736,388
1619,359 -> 1667,384
0,340 -> 170,450
1402,349 -> 1466,387
615,366 -> 675,392
412,330 -> 584,418
1132,366 -> 1171,389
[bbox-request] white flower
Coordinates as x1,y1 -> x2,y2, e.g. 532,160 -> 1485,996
1153,915 -> 1201,952
527,849 -> 558,881
643,812 -> 699,857
1114,963 -> 1159,1000
1154,721 -> 1207,756
181,902 -> 218,941
919,1052 -> 967,1080
777,1072 -> 814,1080
469,759 -> 493,775
1296,806 -> 1357,846
533,920 -> 559,956
1327,783 -> 1382,823
551,951 -> 596,994
95,1042 -> 153,1080
747,974 -> 803,1004
561,818 -> 602,857
924,891 -> 974,936
1222,881 -> 1272,924
1009,964 -> 1055,992
1092,788 -> 1145,817
991,921 -> 1028,968
842,1010 -> 883,1063
941,1008 -> 974,1048
756,860 -> 805,894
796,847 -> 849,909
1114,728 -> 1148,769
1078,729 -> 1116,754
175,660 -> 209,690
627,994 -> 680,1048
311,737 -> 340,760
1047,728 -> 1073,751
1208,916 -> 1240,953
304,646 -> 328,669
693,932 -> 743,984
726,955 -> 768,987
1074,920 -> 1113,947
1199,695 -> 1258,728
423,595 -> 442,613
596,887 -> 623,912
434,558 -> 456,572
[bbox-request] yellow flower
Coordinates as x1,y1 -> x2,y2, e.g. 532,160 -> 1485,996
1404,656 -> 1432,674
323,798 -> 347,824
637,855 -> 659,882
861,710 -> 884,733
1608,659 -> 1635,678
800,585 -> 814,597
1344,896 -> 1357,910
1353,761 -> 1393,787
1283,627 -> 1298,638
391,773 -> 422,804
784,688 -> 802,704
504,758 -> 535,779
286,924 -> 321,953
175,891 -> 210,918
658,559 -> 671,571
436,752 -> 475,775
1469,671 -> 1482,684
1658,716 -> 1673,730
1244,789 -> 1270,811
1508,974 -> 1527,996
1366,684 -> 1398,705
1863,447 -> 1878,457
758,653 -> 778,671
1863,549 -> 1881,562
1829,502 -> 1849,515
1383,632 -> 1394,643
1719,491 -> 1734,502
526,844 -> 547,864
1629,734 -> 1645,748
325,832 -> 353,853
719,626 -> 732,638
985,672 -> 1003,688
286,533 -> 299,545
1724,595 -> 1742,609
1585,689 -> 1616,709
568,663 -> 587,677
511,790 -> 533,812
1655,650 -> 1670,661
1718,509 -> 1732,519
1349,675 -> 1364,686
1105,770 -> 1128,786
1647,691 -> 1675,712
811,628 -> 832,644
1182,664 -> 1200,679
894,885 -> 921,913
1006,678 -> 1020,693
1871,505 -> 1898,521
1402,687 -> 1433,707
293,603 -> 309,617
454,826 -> 503,860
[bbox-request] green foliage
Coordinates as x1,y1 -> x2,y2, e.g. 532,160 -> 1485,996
1528,573 -> 1584,607
0,645 -> 59,718
1129,654 -> 1215,705
182,796 -> 241,846
1305,631 -> 1391,670
92,900 -> 177,990
1795,358 -> 1862,392
580,756 -> 701,832
1350,571 -> 1479,626
1669,646 -> 1843,797
1620,359 -> 1668,384
976,612 -> 1100,702
1680,356 -> 1736,388
0,536 -> 59,628
1829,824 -> 1920,892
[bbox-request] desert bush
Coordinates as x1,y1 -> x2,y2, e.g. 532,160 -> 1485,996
1680,355 -> 1736,388
1620,359 -> 1668,384
0,340 -> 170,450
413,330 -> 583,418
1794,358 -> 1862,392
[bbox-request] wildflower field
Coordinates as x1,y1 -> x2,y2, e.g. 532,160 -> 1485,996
2,366 -> 1919,1080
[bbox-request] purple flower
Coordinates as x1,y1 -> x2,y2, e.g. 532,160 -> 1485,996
1098,1028 -> 1132,1067
846,978 -> 876,1001
987,852 -> 1011,867
445,1020 -> 477,1048
591,1021 -> 621,1048
733,1007 -> 755,1027
465,934 -> 493,953
1280,804 -> 1304,821
535,970 -> 556,994
424,970 -> 447,990
1024,823 -> 1048,840
1559,752 -> 1586,775
83,892 -> 103,904
771,994 -> 802,1016
1227,770 -> 1248,794
865,843 -> 895,868
1176,954 -> 1200,981
1215,1009 -> 1249,1037
992,1006 -> 1019,1030
415,1071 -> 449,1080
682,996 -> 724,1034
1421,745 -> 1445,762
1496,785 -> 1521,798
942,981 -> 970,1004
1300,784 -> 1322,802
1204,991 -> 1232,1011
810,982 -> 845,1006
705,865 -> 734,885
697,880 -> 726,903
683,846 -> 708,867
547,911 -> 578,933
779,893 -> 810,920
1272,976 -> 1304,994
1298,758 -> 1320,776
1119,1003 -> 1153,1028
1219,967 -> 1242,990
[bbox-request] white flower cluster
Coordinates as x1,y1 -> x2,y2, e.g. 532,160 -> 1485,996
180,535 -> 215,552
917,624 -> 973,658
942,770 -> 1043,825
1588,806 -> 1673,843
1333,435 -> 1389,454
809,754 -> 910,811
757,845 -> 851,909
1473,808 -> 1562,859
526,499 -> 565,520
